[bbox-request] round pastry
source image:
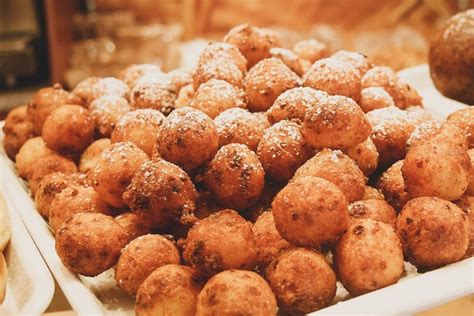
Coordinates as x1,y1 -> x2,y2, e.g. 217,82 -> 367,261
183,209 -> 257,276
266,248 -> 336,313
135,264 -> 203,316
115,234 -> 180,296
55,212 -> 128,276
196,269 -> 277,316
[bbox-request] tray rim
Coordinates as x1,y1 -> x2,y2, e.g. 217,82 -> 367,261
0,180 -> 55,314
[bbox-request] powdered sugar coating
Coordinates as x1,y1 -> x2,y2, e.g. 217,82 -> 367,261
157,107 -> 219,171
224,24 -> 282,68
119,64 -> 162,88
72,77 -> 100,107
193,57 -> 244,91
270,47 -> 305,76
167,68 -> 194,92
90,95 -> 130,138
190,79 -> 247,119
303,58 -> 361,101
130,81 -> 177,115
123,159 -> 197,229
359,87 -> 395,113
293,148 -> 366,203
244,57 -> 301,112
91,77 -> 130,101
302,95 -> 371,149
292,39 -> 328,63
331,50 -> 372,76
214,108 -> 265,151
88,142 -> 149,208
203,143 -> 265,210
257,120 -> 313,182
448,108 -> 474,148
199,42 -> 247,73
361,66 -> 409,109
111,109 -> 165,156
267,87 -> 328,124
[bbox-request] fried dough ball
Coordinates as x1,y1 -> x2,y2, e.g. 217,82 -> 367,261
359,87 -> 395,113
49,185 -> 110,232
28,84 -> 73,134
253,111 -> 271,129
42,105 -> 94,154
183,209 -> 257,275
190,79 -> 247,119
2,106 -> 36,160
252,211 -> 292,269
224,24 -> 282,68
214,108 -> 265,151
79,138 -> 111,173
348,199 -> 397,227
376,160 -> 410,212
406,121 -> 468,152
367,107 -> 418,166
202,143 -> 265,210
115,234 -> 180,296
91,77 -> 130,101
293,149 -> 365,203
196,269 -> 277,316
334,219 -> 404,296
55,213 -> 128,276
167,68 -> 194,92
111,109 -> 165,157
28,153 -> 77,195
362,185 -> 385,200
130,81 -> 177,116
266,248 -> 336,313
467,149 -> 474,195
119,64 -> 162,88
292,39 -> 328,63
15,137 -> 54,178
331,50 -> 372,75
123,160 -> 197,229
257,121 -> 313,183
303,58 -> 361,101
71,77 -> 100,107
245,181 -> 283,223
157,107 -> 218,171
88,142 -> 149,207
244,57 -> 300,112
455,196 -> 474,257
404,83 -> 423,106
35,172 -> 87,219
302,95 -> 371,150
267,87 -> 327,124
115,212 -> 152,243
344,137 -> 379,176
193,58 -> 244,91
269,47 -> 305,76
174,84 -> 194,108
447,108 -> 474,148
402,138 -> 471,201
272,176 -> 349,247
198,42 -> 247,74
361,66 -> 409,109
136,264 -> 203,316
89,95 -> 130,138
397,197 -> 469,269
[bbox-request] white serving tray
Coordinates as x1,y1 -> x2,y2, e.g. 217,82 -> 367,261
0,64 -> 473,315
0,188 -> 54,315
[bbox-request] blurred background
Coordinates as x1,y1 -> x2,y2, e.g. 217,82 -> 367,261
0,0 -> 472,114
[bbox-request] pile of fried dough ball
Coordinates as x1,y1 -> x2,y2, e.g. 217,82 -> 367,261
3,24 -> 474,315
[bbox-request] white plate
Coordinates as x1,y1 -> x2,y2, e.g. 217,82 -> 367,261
1,64 -> 473,315
0,188 -> 54,315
